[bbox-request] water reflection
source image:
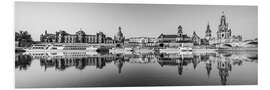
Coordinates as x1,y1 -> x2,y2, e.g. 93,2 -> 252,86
15,51 -> 257,87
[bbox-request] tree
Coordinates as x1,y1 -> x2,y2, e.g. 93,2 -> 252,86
15,30 -> 33,47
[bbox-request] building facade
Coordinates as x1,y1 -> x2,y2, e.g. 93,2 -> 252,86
128,37 -> 157,43
200,23 -> 213,45
191,31 -> 201,45
217,12 -> 232,40
209,12 -> 242,45
40,29 -> 112,44
114,26 -> 125,43
158,25 -> 192,43
124,37 -> 158,47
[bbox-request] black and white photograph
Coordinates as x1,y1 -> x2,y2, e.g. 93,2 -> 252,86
15,2 -> 258,88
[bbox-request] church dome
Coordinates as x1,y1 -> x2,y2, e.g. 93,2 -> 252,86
76,29 -> 85,35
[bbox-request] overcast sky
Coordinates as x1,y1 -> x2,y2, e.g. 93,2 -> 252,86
15,2 -> 257,41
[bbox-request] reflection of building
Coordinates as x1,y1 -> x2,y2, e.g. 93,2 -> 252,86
15,54 -> 32,70
40,29 -> 112,44
157,53 -> 193,76
206,61 -> 212,78
16,51 -> 257,86
39,56 -> 116,71
217,59 -> 232,85
192,55 -> 201,69
115,57 -> 125,74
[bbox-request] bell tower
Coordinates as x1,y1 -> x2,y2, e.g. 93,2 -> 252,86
217,11 -> 231,40
177,25 -> 183,37
205,23 -> 212,40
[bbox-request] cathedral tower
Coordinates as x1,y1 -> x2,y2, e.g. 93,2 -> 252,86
114,26 -> 125,43
205,23 -> 212,40
217,12 -> 232,40
177,25 -> 183,37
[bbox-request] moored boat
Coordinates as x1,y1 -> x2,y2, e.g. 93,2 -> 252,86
159,47 -> 192,54
24,43 -> 98,52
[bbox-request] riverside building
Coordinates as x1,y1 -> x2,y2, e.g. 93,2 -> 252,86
114,26 -> 125,43
157,25 -> 193,47
40,29 -> 113,44
209,12 -> 242,45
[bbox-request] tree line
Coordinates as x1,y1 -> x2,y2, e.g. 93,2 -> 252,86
15,30 -> 33,47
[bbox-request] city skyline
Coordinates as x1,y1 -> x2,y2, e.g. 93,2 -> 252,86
15,2 -> 257,41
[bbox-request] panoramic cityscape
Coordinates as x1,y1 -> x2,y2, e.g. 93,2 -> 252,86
15,2 -> 257,88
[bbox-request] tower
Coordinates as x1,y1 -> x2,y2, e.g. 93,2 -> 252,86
40,34 -> 44,42
44,30 -> 47,35
76,28 -> 86,43
192,31 -> 200,45
177,25 -> 183,36
114,26 -> 125,43
205,23 -> 212,40
217,11 -> 231,40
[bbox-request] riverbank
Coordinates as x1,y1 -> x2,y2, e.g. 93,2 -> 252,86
15,47 -> 26,53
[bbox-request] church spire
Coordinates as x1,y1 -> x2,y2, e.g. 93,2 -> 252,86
45,30 -> 47,35
206,22 -> 211,33
220,11 -> 227,26
205,22 -> 212,40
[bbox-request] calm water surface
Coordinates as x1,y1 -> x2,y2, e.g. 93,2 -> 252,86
15,51 -> 257,88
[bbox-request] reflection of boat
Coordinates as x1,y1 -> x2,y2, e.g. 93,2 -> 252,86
218,47 -> 258,51
109,47 -> 133,54
25,43 -> 98,52
158,53 -> 193,59
192,48 -> 217,54
159,47 -> 192,54
133,48 -> 154,54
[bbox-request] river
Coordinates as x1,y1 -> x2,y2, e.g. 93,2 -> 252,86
15,50 -> 257,88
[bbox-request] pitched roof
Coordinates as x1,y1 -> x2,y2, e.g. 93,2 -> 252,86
206,24 -> 211,33
158,34 -> 178,38
158,34 -> 190,38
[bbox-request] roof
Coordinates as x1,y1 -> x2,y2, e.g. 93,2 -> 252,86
106,37 -> 113,40
206,24 -> 211,33
158,34 -> 190,38
158,34 -> 178,38
182,34 -> 190,38
192,32 -> 200,39
128,37 -> 155,39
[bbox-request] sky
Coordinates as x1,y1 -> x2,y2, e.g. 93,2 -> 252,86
15,2 -> 257,41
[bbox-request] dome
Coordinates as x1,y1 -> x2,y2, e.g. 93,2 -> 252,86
76,30 -> 85,35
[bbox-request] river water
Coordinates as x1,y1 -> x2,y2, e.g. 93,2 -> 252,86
15,50 -> 257,88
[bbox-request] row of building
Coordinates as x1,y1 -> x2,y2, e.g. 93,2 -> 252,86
191,12 -> 243,45
40,12 -> 243,47
40,27 -> 125,44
